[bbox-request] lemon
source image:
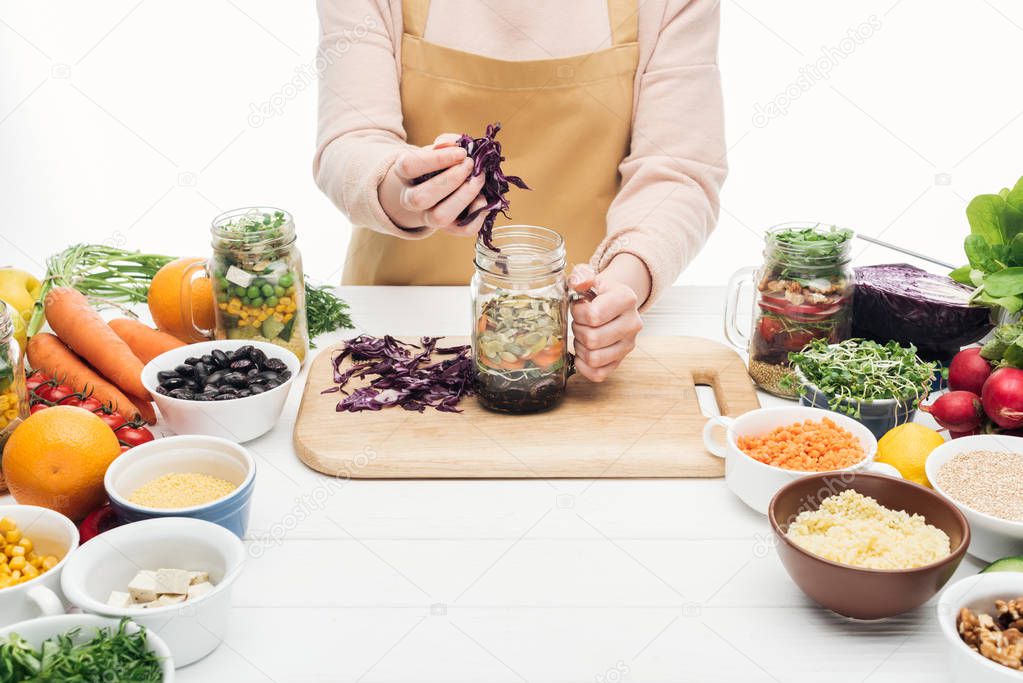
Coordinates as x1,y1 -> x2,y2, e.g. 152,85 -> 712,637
876,423 -> 945,487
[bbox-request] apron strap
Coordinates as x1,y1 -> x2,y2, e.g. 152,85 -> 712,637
606,0 -> 639,45
402,0 -> 430,39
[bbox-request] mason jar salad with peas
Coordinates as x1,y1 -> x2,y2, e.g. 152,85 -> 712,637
211,208 -> 309,362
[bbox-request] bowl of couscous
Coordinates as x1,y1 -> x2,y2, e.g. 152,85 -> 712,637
104,435 -> 256,538
768,472 -> 970,619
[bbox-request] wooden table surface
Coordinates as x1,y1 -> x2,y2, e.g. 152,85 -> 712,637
2,286 -> 978,682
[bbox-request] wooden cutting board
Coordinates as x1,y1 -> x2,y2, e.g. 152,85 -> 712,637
293,336 -> 759,478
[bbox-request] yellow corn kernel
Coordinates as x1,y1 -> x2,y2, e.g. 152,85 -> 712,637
17,538 -> 32,554
3,546 -> 14,558
21,563 -> 38,579
9,556 -> 26,571
237,319 -> 249,327
5,530 -> 21,545
42,556 -> 58,571
280,297 -> 292,306
0,518 -> 14,533
9,545 -> 24,558
9,570 -> 20,581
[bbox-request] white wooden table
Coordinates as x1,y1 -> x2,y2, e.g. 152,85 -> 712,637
4,286 -> 979,682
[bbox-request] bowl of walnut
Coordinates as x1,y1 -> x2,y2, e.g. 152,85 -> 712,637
938,572 -> 1023,681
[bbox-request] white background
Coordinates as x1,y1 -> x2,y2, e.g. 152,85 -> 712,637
3,0 -> 1022,285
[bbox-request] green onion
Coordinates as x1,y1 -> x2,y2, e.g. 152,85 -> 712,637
0,618 -> 164,681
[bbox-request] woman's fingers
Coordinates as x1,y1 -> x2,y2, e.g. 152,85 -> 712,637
393,145 -> 467,181
571,284 -> 638,327
574,357 -> 622,383
428,172 -> 485,230
440,195 -> 489,236
400,158 -> 473,212
572,312 -> 642,351
573,336 -> 635,370
433,133 -> 463,148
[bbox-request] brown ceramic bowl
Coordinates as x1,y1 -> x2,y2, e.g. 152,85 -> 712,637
768,472 -> 970,620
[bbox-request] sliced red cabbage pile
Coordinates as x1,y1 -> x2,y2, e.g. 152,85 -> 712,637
322,335 -> 473,413
414,122 -> 528,251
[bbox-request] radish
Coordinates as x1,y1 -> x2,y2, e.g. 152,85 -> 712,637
921,391 -> 984,432
981,367 -> 1023,429
948,347 -> 992,395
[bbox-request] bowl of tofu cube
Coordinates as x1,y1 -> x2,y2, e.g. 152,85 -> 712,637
59,516 -> 246,667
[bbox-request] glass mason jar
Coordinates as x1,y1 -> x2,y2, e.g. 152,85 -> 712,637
184,208 -> 309,363
0,303 -> 28,434
472,226 -> 570,413
724,223 -> 854,397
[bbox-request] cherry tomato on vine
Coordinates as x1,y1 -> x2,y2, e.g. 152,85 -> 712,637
36,383 -> 76,404
116,423 -> 155,448
78,397 -> 104,413
29,403 -> 48,414
94,410 -> 127,431
25,373 -> 50,393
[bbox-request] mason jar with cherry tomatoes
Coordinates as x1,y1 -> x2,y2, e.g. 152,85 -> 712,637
725,223 -> 854,397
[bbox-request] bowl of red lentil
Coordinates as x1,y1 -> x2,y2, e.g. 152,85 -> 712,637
104,435 -> 256,539
703,406 -> 899,514
926,434 -> 1023,563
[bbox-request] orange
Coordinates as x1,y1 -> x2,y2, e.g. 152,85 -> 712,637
2,406 -> 122,521
148,257 -> 215,343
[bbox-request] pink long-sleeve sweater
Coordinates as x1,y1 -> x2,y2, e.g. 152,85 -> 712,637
314,0 -> 727,303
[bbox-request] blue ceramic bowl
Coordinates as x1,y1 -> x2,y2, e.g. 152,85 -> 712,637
796,377 -> 919,440
103,435 -> 256,538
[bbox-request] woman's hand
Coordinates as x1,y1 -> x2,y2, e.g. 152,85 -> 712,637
569,256 -> 649,382
379,134 -> 487,235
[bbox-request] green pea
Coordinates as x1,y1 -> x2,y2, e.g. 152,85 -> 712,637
278,273 -> 294,288
232,285 -> 247,297
217,276 -> 229,289
261,284 -> 274,297
265,296 -> 279,307
246,285 -> 260,298
252,278 -> 266,288
251,297 -> 264,307
274,285 -> 285,297
217,292 -> 229,304
241,297 -> 251,307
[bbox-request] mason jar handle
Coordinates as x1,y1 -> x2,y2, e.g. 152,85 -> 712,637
181,260 -> 215,339
723,266 -> 757,350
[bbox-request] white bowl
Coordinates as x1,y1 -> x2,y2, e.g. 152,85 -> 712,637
0,505 -> 79,627
938,572 -> 1023,682
141,339 -> 299,442
0,614 -> 175,680
926,434 -> 1023,562
703,406 -> 899,514
61,517 -> 246,667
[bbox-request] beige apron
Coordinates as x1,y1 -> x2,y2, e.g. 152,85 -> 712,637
342,0 -> 639,285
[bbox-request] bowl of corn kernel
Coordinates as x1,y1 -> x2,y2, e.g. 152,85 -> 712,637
0,505 -> 78,627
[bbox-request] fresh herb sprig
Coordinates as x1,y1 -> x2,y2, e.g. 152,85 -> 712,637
0,618 -> 163,682
784,338 -> 935,416
305,279 -> 354,344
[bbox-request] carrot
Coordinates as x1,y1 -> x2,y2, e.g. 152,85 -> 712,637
27,333 -> 145,421
43,287 -> 150,400
108,318 -> 185,364
125,390 -> 157,424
